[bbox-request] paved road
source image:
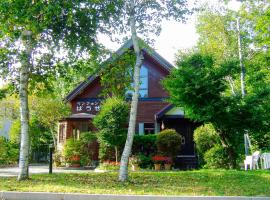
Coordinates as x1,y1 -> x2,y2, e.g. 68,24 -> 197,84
0,165 -> 94,177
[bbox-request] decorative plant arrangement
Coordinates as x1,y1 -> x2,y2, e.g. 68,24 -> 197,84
154,129 -> 182,170
152,155 -> 173,170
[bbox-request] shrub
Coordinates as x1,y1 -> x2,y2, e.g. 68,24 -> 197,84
93,97 -> 129,162
156,129 -> 181,157
80,132 -> 98,166
0,137 -> 19,166
63,138 -> 81,163
133,134 -> 157,156
137,153 -> 153,169
204,144 -> 230,169
194,123 -> 226,168
194,124 -> 219,155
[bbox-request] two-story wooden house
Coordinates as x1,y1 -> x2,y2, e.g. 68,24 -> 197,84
58,39 -> 198,169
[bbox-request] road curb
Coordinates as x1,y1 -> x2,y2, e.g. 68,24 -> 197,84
1,192 -> 270,200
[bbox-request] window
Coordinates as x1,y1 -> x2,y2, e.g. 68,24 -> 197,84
126,65 -> 148,98
144,123 -> 155,134
138,123 -> 155,135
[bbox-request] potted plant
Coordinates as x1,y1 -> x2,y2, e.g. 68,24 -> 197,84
164,157 -> 173,170
156,129 -> 182,169
129,155 -> 140,171
152,155 -> 165,170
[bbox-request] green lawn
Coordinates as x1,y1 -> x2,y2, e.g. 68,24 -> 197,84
0,170 -> 269,196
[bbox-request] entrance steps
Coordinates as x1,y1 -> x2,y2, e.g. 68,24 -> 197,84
174,155 -> 198,170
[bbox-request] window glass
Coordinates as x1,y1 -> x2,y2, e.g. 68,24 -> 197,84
125,65 -> 148,98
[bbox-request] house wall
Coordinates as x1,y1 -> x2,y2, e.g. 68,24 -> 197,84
69,56 -> 171,127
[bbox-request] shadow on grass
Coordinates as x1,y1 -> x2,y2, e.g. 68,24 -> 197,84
0,170 -> 269,196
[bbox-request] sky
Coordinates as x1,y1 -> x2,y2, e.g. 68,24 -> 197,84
0,0 -> 240,86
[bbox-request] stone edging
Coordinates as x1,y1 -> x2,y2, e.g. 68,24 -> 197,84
1,192 -> 270,200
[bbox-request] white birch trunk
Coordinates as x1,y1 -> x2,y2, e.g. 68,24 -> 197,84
237,17 -> 246,97
18,31 -> 32,181
119,0 -> 143,181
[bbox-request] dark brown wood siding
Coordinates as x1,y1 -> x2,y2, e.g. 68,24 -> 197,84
68,55 -> 171,124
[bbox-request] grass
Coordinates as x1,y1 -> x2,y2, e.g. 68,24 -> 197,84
0,170 -> 269,196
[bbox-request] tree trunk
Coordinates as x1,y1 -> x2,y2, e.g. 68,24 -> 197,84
217,130 -> 236,169
119,0 -> 143,181
236,17 -> 246,97
50,128 -> 57,148
18,31 -> 32,181
115,146 -> 118,163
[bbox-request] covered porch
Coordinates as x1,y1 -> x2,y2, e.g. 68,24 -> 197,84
155,105 -> 199,169
57,113 -> 96,151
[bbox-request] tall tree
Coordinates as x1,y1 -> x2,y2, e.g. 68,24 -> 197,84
0,0 -> 117,180
102,0 -> 190,181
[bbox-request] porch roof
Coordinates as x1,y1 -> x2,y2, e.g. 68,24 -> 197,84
155,104 -> 184,120
65,113 -> 95,119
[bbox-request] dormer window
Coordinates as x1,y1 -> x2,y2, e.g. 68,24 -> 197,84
126,65 -> 148,98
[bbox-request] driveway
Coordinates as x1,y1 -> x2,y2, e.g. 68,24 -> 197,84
0,165 -> 94,177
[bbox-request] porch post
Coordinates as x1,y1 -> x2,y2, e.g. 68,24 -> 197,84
155,122 -> 160,134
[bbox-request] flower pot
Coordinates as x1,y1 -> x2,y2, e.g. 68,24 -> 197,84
131,164 -> 139,171
154,163 -> 161,171
164,164 -> 172,170
71,163 -> 81,167
70,155 -> 81,167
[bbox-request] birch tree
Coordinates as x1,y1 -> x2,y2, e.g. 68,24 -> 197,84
102,0 -> 190,181
0,0 -> 117,180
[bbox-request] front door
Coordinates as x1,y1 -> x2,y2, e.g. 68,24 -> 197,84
163,118 -> 195,155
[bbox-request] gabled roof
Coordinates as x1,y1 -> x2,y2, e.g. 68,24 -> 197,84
155,104 -> 184,120
65,38 -> 174,102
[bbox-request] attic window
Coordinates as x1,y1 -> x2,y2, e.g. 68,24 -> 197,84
126,65 -> 148,98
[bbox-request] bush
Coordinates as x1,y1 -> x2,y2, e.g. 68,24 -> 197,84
80,132 -> 98,166
133,134 -> 157,156
193,123 -> 230,168
204,144 -> 230,169
0,137 -> 19,166
156,129 -> 182,157
63,138 -> 81,163
194,124 -> 219,155
137,154 -> 153,169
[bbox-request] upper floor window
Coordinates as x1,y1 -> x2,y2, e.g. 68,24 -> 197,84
126,65 -> 148,98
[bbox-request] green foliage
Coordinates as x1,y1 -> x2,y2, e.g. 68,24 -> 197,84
194,124 -> 219,156
0,136 -> 19,165
164,53 -> 270,168
156,129 -> 182,157
98,141 -> 115,162
196,8 -> 239,63
100,50 -> 136,98
79,132 -> 98,166
136,153 -> 153,169
9,119 -> 21,143
194,124 -> 232,168
0,0 -> 119,95
204,145 -> 230,169
132,134 -> 157,156
63,138 -> 82,163
93,97 -> 129,162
